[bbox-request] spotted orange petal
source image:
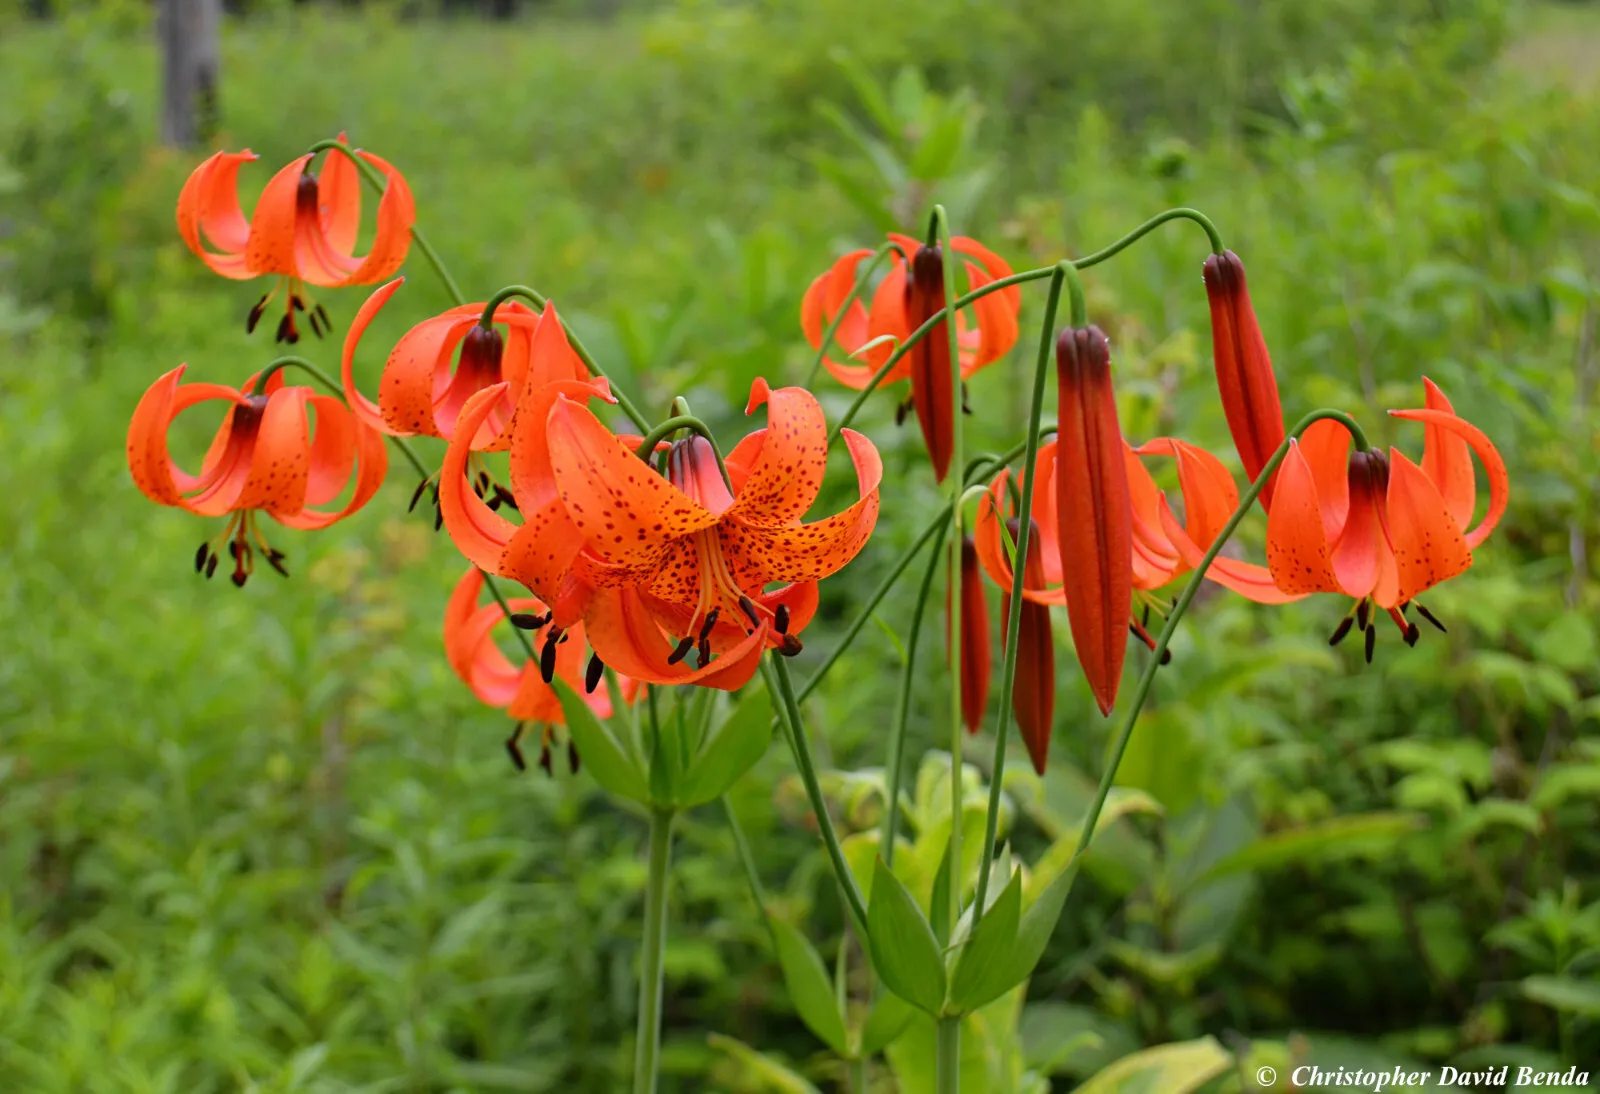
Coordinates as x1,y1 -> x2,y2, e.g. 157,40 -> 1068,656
1264,440 -> 1343,597
175,150 -> 257,279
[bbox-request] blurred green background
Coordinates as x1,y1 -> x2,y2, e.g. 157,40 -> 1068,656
3,0 -> 1599,1090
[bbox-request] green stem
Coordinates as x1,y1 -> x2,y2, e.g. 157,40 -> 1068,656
1070,408 -> 1365,859
1072,206 -> 1226,268
762,656 -> 870,937
306,138 -> 466,307
632,415 -> 732,487
971,263 -> 1067,917
633,807 -> 674,1094
852,1055 -> 869,1094
882,517 -> 948,867
472,284 -> 650,431
805,242 -> 898,389
934,206 -> 966,946
481,569 -> 537,661
936,1016 -> 960,1093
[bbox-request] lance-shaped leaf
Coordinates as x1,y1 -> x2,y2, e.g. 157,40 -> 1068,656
947,868 -> 1023,1013
677,685 -> 773,807
768,917 -> 848,1054
551,678 -> 648,803
868,857 -> 947,1015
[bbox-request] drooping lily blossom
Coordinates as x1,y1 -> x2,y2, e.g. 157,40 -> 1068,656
127,364 -> 388,585
954,536 -> 991,735
1156,379 -> 1509,659
177,136 -> 415,343
801,232 -> 1020,482
1204,250 -> 1285,508
340,279 -> 589,451
439,376 -> 882,691
1055,326 -> 1133,715
444,567 -> 640,774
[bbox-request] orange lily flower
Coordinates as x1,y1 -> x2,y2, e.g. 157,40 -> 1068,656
1055,326 -> 1133,715
1204,250 -> 1285,508
126,364 -> 388,585
801,233 -> 1020,482
440,376 -> 882,691
177,136 -> 415,343
444,567 -> 640,773
340,279 -> 589,451
1155,379 -> 1509,658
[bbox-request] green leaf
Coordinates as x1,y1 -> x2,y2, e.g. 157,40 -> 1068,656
929,844 -> 952,945
1073,1036 -> 1231,1094
678,685 -> 772,807
552,679 -> 648,803
996,856 -> 1076,991
948,869 -> 1023,1013
857,990 -> 915,1057
1191,812 -> 1422,886
707,1032 -> 824,1094
1523,975 -> 1600,1016
868,857 -> 946,1015
768,917 -> 847,1054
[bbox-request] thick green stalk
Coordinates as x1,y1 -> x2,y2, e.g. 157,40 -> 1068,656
970,262 -> 1073,917
306,138 -> 465,307
936,1018 -> 960,1094
763,657 -> 871,937
1070,408 -> 1368,859
633,807 -> 675,1094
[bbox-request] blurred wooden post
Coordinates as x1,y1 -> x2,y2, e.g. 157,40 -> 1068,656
158,0 -> 220,148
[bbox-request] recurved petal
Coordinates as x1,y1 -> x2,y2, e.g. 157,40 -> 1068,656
1410,379 -> 1479,533
438,385 -> 518,572
1264,440 -> 1343,596
1124,444 -> 1182,589
328,150 -> 416,286
317,135 -> 361,257
1297,417 -> 1351,539
524,302 -> 591,389
233,386 -> 312,516
720,427 -> 881,585
244,153 -> 313,278
1388,407 -> 1506,551
508,377 -> 614,516
722,379 -> 829,527
952,236 -> 1020,312
1158,497 -> 1304,604
960,260 -> 1020,375
546,398 -> 717,569
341,280 -> 406,435
1385,447 -> 1473,607
303,393 -> 356,506
127,366 -> 244,506
802,249 -> 876,380
863,260 -> 913,382
175,150 -> 257,279
277,405 -> 388,531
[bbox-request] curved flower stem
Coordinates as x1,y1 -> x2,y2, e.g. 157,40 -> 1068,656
632,414 -> 732,486
1069,408 -> 1368,862
480,569 -> 537,660
804,242 -> 899,389
882,516 -> 948,868
633,806 -> 675,1094
933,207 -> 966,997
970,262 -> 1069,918
762,655 -> 871,938
306,138 -> 466,307
824,208 -> 1227,446
475,284 -> 651,432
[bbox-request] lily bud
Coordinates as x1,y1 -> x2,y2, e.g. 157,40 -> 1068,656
906,243 -> 955,482
956,536 -> 991,734
1203,250 -> 1285,508
1056,326 -> 1132,716
1003,519 -> 1057,774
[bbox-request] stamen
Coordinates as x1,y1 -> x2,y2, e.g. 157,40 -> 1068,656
492,485 -> 519,512
698,607 -> 721,641
538,741 -> 554,776
1328,617 -> 1355,646
408,477 -> 432,513
779,634 -> 804,657
1356,599 -> 1370,633
895,395 -> 913,426
738,596 -> 760,627
568,740 -> 580,775
1364,625 -> 1376,664
775,604 -> 790,634
308,308 -> 324,339
205,554 -> 219,579
585,653 -> 604,694
195,543 -> 210,573
1414,602 -> 1447,633
246,294 -> 269,334
697,634 -> 712,668
315,303 -> 331,331
509,611 -> 549,630
667,635 -> 694,665
961,382 -> 972,416
505,724 -> 527,772
264,548 -> 289,577
540,628 -> 562,682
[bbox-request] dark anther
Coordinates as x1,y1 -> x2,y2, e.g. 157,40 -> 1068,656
476,470 -> 491,493
408,477 -> 431,513
1356,600 -> 1370,633
667,635 -> 695,665
1364,625 -> 1376,664
194,543 -> 210,573
291,294 -> 306,313
492,485 -> 519,512
227,540 -> 239,560
472,477 -> 486,499
315,303 -> 331,331
1159,647 -> 1172,666
698,607 -> 721,640
540,629 -> 562,683
1403,622 -> 1420,647
1328,616 -> 1355,647
205,554 -> 219,579
961,382 -> 972,416
487,496 -> 502,511
697,634 -> 712,668
538,742 -> 554,776
738,595 -> 760,627
264,549 -> 289,577
779,634 -> 804,657
568,740 -> 580,775
275,314 -> 293,345
1142,604 -> 1151,629
895,396 -> 913,426
246,295 -> 269,334
775,604 -> 790,634
509,611 -> 549,630
1414,602 -> 1447,633
308,308 -> 324,339
231,570 -> 248,588
505,727 -> 527,772
434,506 -> 444,532
585,653 -> 604,694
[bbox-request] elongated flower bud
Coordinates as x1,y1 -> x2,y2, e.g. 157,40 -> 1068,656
1203,250 -> 1285,508
958,536 -> 991,734
906,243 -> 955,482
1003,519 -> 1057,774
1056,326 -> 1132,716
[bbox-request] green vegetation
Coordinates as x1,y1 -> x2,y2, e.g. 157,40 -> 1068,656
3,0 -> 1599,1090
